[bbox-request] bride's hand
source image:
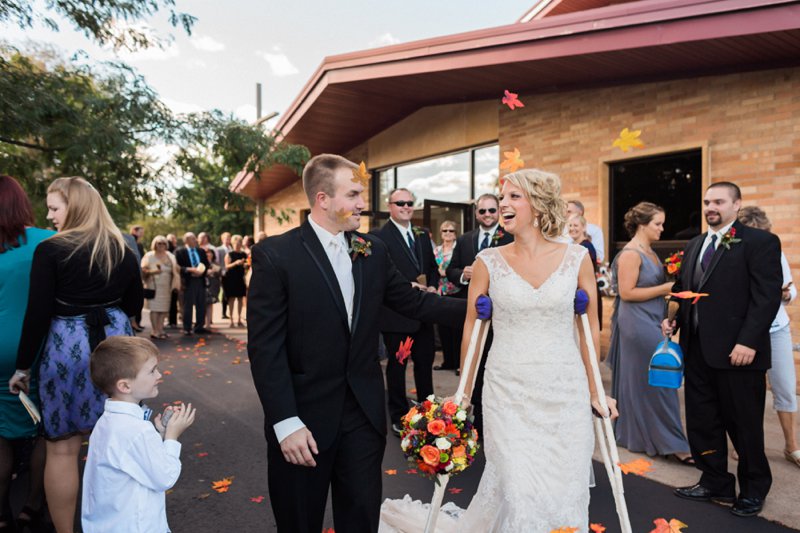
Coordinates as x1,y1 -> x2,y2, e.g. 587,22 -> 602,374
443,394 -> 470,410
591,395 -> 619,420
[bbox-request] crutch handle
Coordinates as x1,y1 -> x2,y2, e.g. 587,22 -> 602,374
574,288 -> 590,315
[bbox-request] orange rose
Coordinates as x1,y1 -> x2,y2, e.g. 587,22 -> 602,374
451,445 -> 466,458
420,445 -> 441,466
427,419 -> 446,436
403,407 -> 417,422
442,401 -> 458,416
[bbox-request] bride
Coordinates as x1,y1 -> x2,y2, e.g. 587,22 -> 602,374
380,168 -> 618,532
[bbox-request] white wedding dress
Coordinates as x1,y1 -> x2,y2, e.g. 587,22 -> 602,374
380,244 -> 595,533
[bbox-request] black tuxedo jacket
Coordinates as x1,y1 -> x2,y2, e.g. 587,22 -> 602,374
247,222 -> 466,449
174,246 -> 210,283
371,222 -> 440,333
672,220 -> 782,370
446,227 -> 514,298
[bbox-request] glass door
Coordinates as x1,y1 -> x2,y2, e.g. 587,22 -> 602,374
422,200 -> 474,245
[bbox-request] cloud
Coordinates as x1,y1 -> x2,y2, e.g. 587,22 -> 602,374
161,97 -> 204,115
115,39 -> 180,62
186,58 -> 207,70
369,32 -> 401,48
257,48 -> 299,77
234,104 -> 257,123
191,35 -> 225,52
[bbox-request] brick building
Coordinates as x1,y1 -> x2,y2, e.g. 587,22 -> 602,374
231,0 -> 800,386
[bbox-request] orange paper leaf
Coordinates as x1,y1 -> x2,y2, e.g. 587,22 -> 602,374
211,477 -> 234,493
550,528 -> 579,533
618,458 -> 654,476
650,517 -> 688,533
501,90 -> 524,110
590,524 -> 606,533
612,128 -> 645,152
670,291 -> 709,304
396,336 -> 414,364
335,208 -> 354,224
500,148 -> 524,173
384,469 -> 397,475
352,161 -> 371,188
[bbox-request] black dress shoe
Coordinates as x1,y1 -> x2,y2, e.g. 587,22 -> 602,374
194,328 -> 210,334
731,497 -> 763,517
674,484 -> 735,504
391,423 -> 402,437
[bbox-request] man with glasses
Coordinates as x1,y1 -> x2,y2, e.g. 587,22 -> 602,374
372,188 -> 440,437
446,193 -> 513,429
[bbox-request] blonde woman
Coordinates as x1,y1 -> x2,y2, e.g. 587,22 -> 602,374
141,235 -> 181,339
9,177 -> 143,533
223,235 -> 248,327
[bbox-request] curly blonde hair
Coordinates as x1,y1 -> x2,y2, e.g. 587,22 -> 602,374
502,169 -> 567,239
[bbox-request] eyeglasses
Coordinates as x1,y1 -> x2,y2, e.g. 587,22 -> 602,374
390,201 -> 414,207
477,208 -> 497,215
441,229 -> 456,233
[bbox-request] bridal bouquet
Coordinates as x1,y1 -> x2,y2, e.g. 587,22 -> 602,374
400,395 -> 479,480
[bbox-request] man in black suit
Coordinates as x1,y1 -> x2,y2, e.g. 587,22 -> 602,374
174,232 -> 211,335
663,182 -> 782,518
247,154 -> 465,533
446,193 -> 513,427
372,188 -> 440,437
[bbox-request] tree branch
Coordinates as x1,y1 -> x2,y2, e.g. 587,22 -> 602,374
0,136 -> 68,152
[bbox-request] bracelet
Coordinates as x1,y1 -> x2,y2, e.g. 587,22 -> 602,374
14,370 -> 29,378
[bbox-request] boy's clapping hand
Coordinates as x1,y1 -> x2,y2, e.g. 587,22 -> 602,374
164,403 -> 196,441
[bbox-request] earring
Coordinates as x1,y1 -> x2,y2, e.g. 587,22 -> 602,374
533,218 -> 540,228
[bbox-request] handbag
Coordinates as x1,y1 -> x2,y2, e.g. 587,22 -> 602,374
143,288 -> 156,299
648,336 -> 684,389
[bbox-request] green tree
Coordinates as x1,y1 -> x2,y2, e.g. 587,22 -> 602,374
0,45 -> 179,224
171,111 -> 310,238
0,0 -> 195,50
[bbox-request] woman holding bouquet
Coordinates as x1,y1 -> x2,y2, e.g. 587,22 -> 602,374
9,177 -> 142,533
606,202 -> 691,463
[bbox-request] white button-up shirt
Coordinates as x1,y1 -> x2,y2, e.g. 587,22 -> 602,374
82,400 -> 182,533
697,220 -> 735,268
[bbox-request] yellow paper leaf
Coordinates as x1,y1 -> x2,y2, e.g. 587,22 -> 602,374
335,208 -> 353,224
500,148 -> 524,173
650,517 -> 688,533
612,128 -> 645,152
351,161 -> 370,187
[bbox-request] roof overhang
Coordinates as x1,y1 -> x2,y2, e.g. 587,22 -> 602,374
233,0 -> 800,199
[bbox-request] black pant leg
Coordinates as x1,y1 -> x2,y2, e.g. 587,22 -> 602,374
182,282 -> 194,332
384,332 -> 410,425
330,390 -> 385,533
717,369 -> 771,500
267,443 -> 333,533
193,280 -> 206,331
411,324 -> 435,402
168,290 -> 178,325
438,324 -> 459,369
684,333 -> 736,496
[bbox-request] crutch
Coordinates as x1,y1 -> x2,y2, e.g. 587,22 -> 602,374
423,296 -> 492,533
574,288 -> 632,533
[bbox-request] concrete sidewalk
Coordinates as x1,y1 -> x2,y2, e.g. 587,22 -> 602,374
196,298 -> 800,530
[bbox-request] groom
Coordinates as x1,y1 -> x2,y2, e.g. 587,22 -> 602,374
247,154 -> 466,532
664,181 -> 782,517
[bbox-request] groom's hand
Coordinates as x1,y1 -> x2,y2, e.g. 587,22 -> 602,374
281,428 -> 319,467
729,343 -> 756,366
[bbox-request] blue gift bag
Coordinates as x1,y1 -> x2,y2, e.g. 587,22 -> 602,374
648,337 -> 684,389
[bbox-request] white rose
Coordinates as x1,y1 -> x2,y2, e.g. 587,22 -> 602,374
435,437 -> 452,450
426,394 -> 436,402
467,440 -> 475,448
401,438 -> 410,450
445,462 -> 455,472
410,413 -> 423,424
455,410 -> 467,422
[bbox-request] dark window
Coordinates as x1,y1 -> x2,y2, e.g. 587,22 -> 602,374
609,149 -> 702,261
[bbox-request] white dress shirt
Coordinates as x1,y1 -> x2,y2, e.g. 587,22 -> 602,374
461,224 -> 499,285
82,400 -> 182,533
696,220 -> 736,269
273,214 -> 355,444
586,223 -> 605,262
389,217 -> 416,247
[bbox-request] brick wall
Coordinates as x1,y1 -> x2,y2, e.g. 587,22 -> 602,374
500,67 -> 800,390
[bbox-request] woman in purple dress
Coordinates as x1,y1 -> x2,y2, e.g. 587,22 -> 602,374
9,177 -> 143,533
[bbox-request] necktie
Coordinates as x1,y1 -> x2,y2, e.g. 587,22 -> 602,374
479,232 -> 491,251
406,230 -> 415,251
700,234 -> 718,272
189,248 -> 199,267
329,239 -> 354,327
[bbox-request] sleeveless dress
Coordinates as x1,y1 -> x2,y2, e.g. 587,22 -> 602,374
606,249 -> 689,456
380,244 -> 595,532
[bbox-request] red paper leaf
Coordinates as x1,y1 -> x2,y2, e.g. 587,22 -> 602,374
501,89 -> 525,110
250,495 -> 265,503
395,336 -> 414,364
447,487 -> 463,494
197,452 -> 208,458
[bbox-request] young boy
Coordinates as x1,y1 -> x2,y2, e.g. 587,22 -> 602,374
82,336 -> 196,533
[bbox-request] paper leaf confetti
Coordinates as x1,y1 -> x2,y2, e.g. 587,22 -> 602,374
500,148 -> 524,173
612,128 -> 645,152
212,477 -> 234,493
196,493 -> 211,500
590,524 -> 606,533
405,468 -> 418,475
396,336 -> 414,364
384,469 -> 397,475
197,452 -> 208,458
618,458 -> 654,476
352,161 -> 371,188
447,487 -> 463,494
670,291 -> 709,304
250,495 -> 265,503
335,208 -> 354,224
550,528 -> 579,533
502,90 -> 524,110
650,518 -> 688,533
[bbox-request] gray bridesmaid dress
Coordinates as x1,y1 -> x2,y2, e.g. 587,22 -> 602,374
607,248 -> 690,456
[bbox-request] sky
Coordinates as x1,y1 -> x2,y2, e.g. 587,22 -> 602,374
4,0 -> 536,128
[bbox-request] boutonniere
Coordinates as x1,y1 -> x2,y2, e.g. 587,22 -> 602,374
719,227 -> 742,250
491,228 -> 505,245
349,235 -> 372,261
412,226 -> 427,238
